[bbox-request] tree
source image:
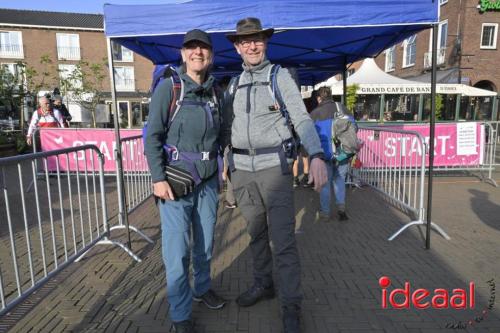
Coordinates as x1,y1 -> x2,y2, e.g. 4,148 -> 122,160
61,59 -> 107,128
345,84 -> 359,113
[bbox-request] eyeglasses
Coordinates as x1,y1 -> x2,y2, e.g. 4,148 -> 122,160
238,38 -> 265,48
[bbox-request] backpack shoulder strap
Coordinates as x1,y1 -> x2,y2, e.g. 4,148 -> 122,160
269,65 -> 286,114
166,66 -> 183,131
225,74 -> 241,109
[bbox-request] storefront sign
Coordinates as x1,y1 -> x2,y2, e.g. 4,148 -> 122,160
478,0 -> 500,12
357,85 -> 460,95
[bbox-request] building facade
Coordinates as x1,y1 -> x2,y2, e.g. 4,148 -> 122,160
0,8 -> 154,128
374,0 -> 500,121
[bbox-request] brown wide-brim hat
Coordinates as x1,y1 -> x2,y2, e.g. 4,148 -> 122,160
226,17 -> 274,43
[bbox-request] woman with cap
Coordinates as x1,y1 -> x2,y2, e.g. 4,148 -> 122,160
144,29 -> 226,333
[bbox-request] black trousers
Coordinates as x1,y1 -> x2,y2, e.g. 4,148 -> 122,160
232,165 -> 302,307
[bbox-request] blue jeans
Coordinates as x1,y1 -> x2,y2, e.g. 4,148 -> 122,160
319,160 -> 348,215
157,174 -> 218,322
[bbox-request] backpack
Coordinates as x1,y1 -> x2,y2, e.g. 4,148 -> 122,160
142,65 -> 219,146
331,103 -> 362,163
226,64 -> 299,156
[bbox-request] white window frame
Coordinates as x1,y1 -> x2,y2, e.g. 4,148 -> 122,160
112,42 -> 134,62
56,33 -> 81,60
402,35 -> 417,68
480,23 -> 498,49
439,0 -> 448,5
58,64 -> 82,89
0,31 -> 24,59
429,20 -> 448,51
385,45 -> 396,72
114,66 -> 135,91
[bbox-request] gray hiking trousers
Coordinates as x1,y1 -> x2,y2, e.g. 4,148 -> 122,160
231,165 -> 302,307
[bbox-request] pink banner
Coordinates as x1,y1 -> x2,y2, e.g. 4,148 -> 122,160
358,123 -> 484,167
39,128 -> 144,172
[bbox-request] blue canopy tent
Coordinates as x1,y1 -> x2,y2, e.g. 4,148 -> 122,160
104,0 -> 439,84
103,0 -> 442,248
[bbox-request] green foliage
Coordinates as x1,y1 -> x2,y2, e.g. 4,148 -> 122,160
435,94 -> 443,120
345,84 -> 359,113
60,60 -> 107,128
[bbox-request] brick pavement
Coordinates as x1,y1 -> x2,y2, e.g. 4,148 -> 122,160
1,174 -> 500,333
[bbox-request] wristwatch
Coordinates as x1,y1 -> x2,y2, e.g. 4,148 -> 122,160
310,152 -> 326,161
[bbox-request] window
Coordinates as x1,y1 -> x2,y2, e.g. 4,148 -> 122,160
402,35 -> 417,68
115,66 -> 135,91
112,42 -> 134,62
385,46 -> 395,72
347,68 -> 355,77
1,63 -> 22,83
0,31 -> 23,58
56,33 -> 80,60
480,23 -> 498,49
439,0 -> 448,5
428,20 -> 448,51
59,64 -> 82,89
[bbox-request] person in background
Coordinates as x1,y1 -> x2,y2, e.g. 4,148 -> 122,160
52,95 -> 72,127
26,96 -> 66,145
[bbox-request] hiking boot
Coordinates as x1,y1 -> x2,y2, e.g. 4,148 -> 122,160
301,174 -> 312,188
171,320 -> 196,333
338,210 -> 349,221
293,177 -> 300,188
236,283 -> 275,307
224,200 -> 237,209
282,305 -> 301,333
193,289 -> 227,309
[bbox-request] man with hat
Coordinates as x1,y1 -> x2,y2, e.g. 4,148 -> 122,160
145,29 -> 226,333
221,17 -> 328,332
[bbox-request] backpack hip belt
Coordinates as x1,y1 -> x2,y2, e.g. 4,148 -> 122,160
231,137 -> 297,174
165,144 -> 218,185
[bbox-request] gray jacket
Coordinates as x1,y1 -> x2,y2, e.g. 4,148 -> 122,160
221,60 -> 322,172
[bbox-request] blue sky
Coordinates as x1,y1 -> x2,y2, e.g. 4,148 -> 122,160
0,0 -> 179,14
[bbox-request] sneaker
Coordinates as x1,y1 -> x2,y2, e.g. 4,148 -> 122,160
171,320 -> 195,333
282,305 -> 301,333
236,283 -> 275,307
338,210 -> 349,221
224,200 -> 237,209
193,289 -> 227,309
293,177 -> 300,188
318,212 -> 330,223
301,174 -> 312,188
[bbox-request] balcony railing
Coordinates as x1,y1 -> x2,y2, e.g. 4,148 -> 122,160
116,78 -> 135,91
424,47 -> 446,68
0,44 -> 24,58
57,46 -> 81,60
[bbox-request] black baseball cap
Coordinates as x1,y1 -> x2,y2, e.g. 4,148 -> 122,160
183,29 -> 212,48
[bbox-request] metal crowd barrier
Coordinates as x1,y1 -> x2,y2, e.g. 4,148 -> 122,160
354,126 -> 450,241
0,145 -> 140,317
112,135 -> 153,244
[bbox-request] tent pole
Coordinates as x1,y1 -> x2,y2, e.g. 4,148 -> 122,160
342,57 -> 347,104
426,23 -> 438,250
106,37 -> 132,250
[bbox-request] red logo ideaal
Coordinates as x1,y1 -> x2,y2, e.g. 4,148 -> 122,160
379,276 -> 475,309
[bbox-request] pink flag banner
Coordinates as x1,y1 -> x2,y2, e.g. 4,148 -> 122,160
358,123 -> 484,168
39,128 -> 143,172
